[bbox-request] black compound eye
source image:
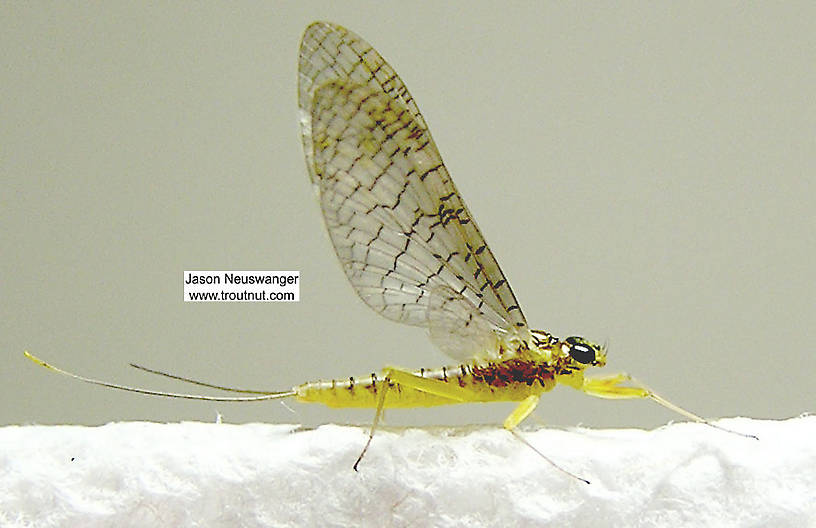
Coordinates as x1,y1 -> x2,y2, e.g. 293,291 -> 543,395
566,336 -> 596,364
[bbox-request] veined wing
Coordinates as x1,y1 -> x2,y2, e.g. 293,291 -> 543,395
298,22 -> 532,360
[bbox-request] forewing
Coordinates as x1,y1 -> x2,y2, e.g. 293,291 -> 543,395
298,22 -> 426,187
298,22 -> 532,356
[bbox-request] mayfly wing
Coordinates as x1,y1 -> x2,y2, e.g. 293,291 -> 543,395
427,286 -> 502,362
298,22 -> 532,359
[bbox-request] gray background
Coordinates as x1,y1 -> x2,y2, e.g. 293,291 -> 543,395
3,2 -> 814,430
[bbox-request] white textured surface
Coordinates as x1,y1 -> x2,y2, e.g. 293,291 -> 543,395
1,416 -> 814,527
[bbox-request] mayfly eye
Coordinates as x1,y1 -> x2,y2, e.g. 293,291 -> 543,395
566,336 -> 596,364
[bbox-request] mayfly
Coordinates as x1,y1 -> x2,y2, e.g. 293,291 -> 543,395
26,21 -> 755,483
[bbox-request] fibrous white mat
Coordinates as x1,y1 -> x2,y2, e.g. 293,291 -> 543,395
1,416 -> 813,527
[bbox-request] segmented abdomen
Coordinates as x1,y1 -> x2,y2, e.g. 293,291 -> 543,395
295,363 -> 557,409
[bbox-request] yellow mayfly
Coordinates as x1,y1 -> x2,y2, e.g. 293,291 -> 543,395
26,21 -> 754,483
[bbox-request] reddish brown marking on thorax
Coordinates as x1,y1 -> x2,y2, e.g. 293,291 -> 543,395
471,359 -> 555,388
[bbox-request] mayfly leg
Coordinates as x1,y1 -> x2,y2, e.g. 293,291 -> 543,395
353,374 -> 391,471
503,394 -> 591,484
581,373 -> 758,440
352,367 -> 472,471
646,388 -> 758,440
352,367 -> 467,471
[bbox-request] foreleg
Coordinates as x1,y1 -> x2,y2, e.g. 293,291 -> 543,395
581,373 -> 757,439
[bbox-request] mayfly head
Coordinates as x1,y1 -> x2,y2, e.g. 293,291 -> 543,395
561,336 -> 607,370
529,330 -> 605,370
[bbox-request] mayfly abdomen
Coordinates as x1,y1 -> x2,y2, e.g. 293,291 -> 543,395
295,377 -> 455,409
294,364 -> 559,409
